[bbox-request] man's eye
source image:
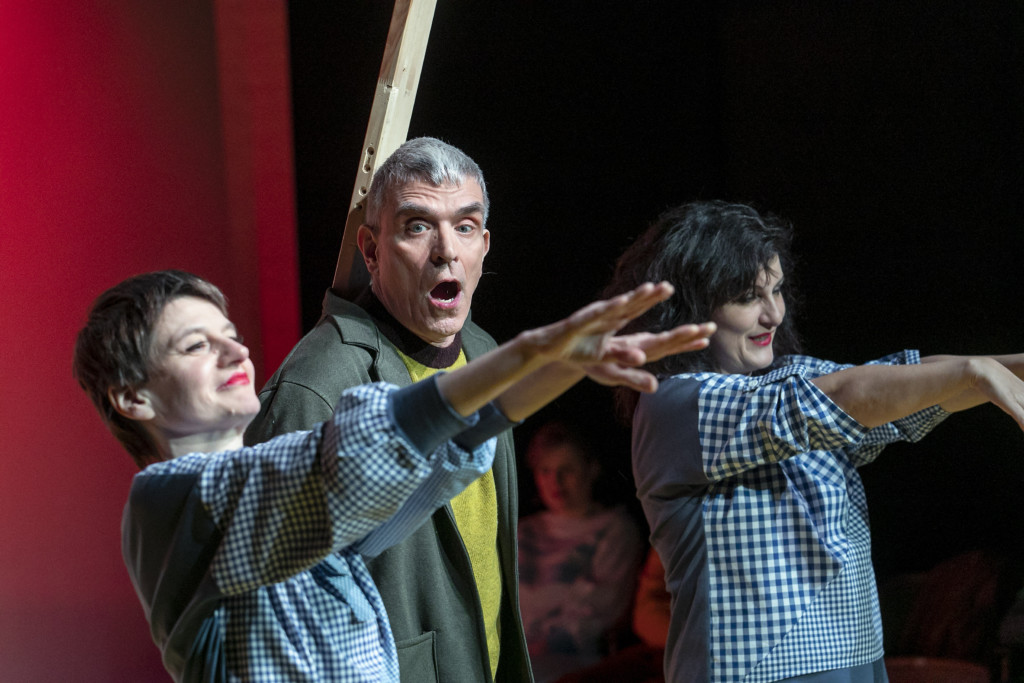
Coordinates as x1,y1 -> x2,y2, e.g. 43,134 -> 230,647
407,223 -> 428,234
455,223 -> 475,234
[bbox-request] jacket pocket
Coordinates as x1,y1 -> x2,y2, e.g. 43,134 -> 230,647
396,631 -> 439,683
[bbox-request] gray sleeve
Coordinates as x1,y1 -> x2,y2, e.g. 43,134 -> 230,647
452,403 -> 518,450
389,378 -> 517,452
632,377 -> 709,496
389,376 -> 479,453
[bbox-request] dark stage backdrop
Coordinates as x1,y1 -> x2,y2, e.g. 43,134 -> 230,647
289,1 -> 1024,581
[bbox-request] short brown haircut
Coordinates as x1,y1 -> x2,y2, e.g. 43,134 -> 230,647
72,270 -> 227,468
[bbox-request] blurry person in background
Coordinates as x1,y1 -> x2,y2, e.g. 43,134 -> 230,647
518,419 -> 645,682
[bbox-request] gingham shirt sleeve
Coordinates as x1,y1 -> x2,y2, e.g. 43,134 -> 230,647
690,362 -> 869,482
180,382 -> 492,595
801,349 -> 953,466
353,378 -> 499,558
753,352 -> 950,471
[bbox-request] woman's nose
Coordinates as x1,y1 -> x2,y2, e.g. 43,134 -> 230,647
220,337 -> 250,364
761,297 -> 785,326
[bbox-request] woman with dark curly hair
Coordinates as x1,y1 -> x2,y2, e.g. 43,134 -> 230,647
604,200 -> 1024,682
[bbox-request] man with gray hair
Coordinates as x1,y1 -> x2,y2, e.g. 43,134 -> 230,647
246,137 -> 532,682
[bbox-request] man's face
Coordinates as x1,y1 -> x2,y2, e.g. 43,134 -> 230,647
358,179 -> 490,347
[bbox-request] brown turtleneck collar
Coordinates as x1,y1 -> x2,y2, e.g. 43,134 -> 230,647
355,288 -> 464,369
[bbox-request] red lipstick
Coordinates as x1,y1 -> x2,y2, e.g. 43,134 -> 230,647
221,371 -> 250,388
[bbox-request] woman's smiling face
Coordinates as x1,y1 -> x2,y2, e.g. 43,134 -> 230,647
708,255 -> 787,374
138,296 -> 261,441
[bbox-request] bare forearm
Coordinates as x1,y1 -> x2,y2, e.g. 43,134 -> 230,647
493,363 -> 584,422
434,333 -> 549,417
812,358 -> 981,427
434,343 -> 587,422
924,353 -> 1024,374
920,353 -> 1024,412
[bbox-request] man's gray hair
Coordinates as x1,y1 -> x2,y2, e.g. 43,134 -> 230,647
365,137 -> 489,228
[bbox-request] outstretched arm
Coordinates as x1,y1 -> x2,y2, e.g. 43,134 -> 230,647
435,282 -> 715,422
812,355 -> 1024,430
918,353 -> 1024,412
489,323 -> 714,422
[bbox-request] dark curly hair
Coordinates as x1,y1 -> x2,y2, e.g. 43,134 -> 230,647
604,200 -> 803,422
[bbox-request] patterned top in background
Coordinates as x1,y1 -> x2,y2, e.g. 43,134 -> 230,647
518,506 -> 644,682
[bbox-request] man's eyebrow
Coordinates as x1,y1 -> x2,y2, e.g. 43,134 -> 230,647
394,202 -> 485,220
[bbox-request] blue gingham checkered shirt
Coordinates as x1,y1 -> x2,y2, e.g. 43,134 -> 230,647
632,351 -> 949,682
122,381 -> 497,682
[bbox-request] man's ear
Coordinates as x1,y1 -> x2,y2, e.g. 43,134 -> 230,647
356,224 -> 379,276
108,385 -> 156,423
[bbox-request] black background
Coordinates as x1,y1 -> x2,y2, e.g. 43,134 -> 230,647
287,1 -> 1024,581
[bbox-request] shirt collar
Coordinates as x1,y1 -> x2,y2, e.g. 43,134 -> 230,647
355,288 -> 464,369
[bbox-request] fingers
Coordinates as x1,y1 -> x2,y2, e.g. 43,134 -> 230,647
606,322 -> 716,364
587,282 -> 673,324
584,363 -> 660,393
565,283 -> 671,336
648,322 -> 716,359
975,360 -> 1024,431
579,319 -> 716,392
609,282 -> 675,329
528,282 -> 677,361
597,346 -> 648,367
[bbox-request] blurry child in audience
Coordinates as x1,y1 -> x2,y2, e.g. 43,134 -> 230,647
518,419 -> 645,682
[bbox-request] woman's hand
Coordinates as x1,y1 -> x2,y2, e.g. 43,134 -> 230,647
923,353 -> 1024,426
963,356 -> 1024,431
582,325 -> 716,393
513,282 -> 683,365
815,355 -> 1024,431
512,282 -> 715,393
511,281 -> 715,393
437,282 -> 715,420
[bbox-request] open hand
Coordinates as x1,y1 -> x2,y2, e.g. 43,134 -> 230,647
512,281 -> 715,393
970,357 -> 1024,431
451,283 -> 714,421
583,324 -> 715,392
516,282 -> 693,365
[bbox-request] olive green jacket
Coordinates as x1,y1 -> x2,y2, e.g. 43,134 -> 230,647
244,290 -> 532,683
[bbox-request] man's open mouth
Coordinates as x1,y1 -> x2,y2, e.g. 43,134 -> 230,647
430,281 -> 460,302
